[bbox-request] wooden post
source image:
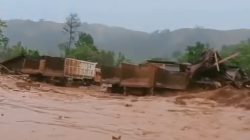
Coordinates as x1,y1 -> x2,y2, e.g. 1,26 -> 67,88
214,51 -> 220,71
213,52 -> 240,66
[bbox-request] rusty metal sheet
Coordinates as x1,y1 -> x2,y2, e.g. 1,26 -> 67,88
101,66 -> 120,79
1,56 -> 25,72
21,58 -> 41,74
101,66 -> 121,84
64,58 -> 97,79
120,63 -> 156,88
42,56 -> 65,77
155,67 -> 190,90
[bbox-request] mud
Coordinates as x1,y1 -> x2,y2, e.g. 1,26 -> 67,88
176,86 -> 250,110
0,75 -> 250,140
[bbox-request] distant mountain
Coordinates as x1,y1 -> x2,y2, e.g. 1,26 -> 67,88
5,20 -> 250,62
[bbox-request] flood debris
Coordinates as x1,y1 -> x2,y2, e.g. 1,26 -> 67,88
188,50 -> 248,89
0,49 -> 249,96
112,135 -> 121,140
101,49 -> 250,95
1,55 -> 101,86
124,103 -> 133,107
0,55 -> 25,74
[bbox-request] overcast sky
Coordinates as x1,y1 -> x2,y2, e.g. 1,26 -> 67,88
1,0 -> 250,32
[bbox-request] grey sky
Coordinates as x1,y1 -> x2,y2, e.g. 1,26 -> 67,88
1,0 -> 250,32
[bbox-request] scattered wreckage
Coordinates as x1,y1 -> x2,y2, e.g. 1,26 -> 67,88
1,49 -> 249,95
189,50 -> 248,88
101,49 -> 250,95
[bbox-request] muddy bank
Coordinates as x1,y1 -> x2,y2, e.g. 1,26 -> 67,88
175,86 -> 250,110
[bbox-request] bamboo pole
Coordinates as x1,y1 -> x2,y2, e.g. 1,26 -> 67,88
214,51 -> 220,71
213,52 -> 240,66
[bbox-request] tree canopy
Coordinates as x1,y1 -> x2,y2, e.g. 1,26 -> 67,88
11,42 -> 40,57
220,40 -> 250,73
61,13 -> 81,55
0,20 -> 8,55
178,42 -> 209,63
64,32 -> 129,66
0,20 -> 9,60
0,19 -> 40,60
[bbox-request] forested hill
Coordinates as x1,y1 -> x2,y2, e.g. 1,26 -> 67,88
5,19 -> 250,62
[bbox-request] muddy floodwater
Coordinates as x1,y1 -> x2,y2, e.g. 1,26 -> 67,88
0,75 -> 250,140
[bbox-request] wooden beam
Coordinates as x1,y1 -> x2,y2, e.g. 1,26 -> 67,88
214,51 -> 220,71
213,52 -> 240,66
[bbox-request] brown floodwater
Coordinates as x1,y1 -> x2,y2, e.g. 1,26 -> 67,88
0,75 -> 250,140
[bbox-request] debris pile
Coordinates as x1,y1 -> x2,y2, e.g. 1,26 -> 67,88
189,49 -> 248,88
101,49 -> 250,95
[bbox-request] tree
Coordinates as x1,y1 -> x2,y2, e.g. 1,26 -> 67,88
63,31 -> 130,66
67,44 -> 97,61
220,40 -> 250,74
62,13 -> 81,53
98,50 -> 115,66
9,41 -> 26,57
66,32 -> 115,66
9,42 -> 40,58
0,19 -> 8,60
67,32 -> 98,61
75,32 -> 97,51
66,33 -> 129,66
25,49 -> 40,57
0,20 -> 8,46
75,32 -> 94,46
179,42 -> 209,63
0,20 -> 7,44
0,20 -> 40,60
